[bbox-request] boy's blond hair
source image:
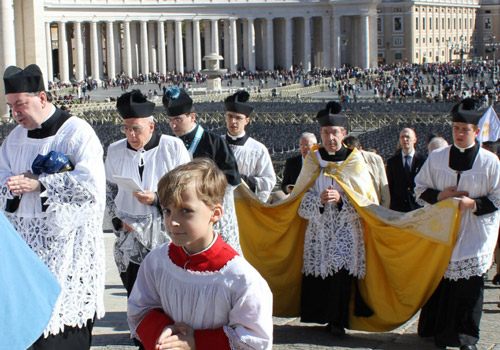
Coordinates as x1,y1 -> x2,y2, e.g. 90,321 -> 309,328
158,158 -> 227,209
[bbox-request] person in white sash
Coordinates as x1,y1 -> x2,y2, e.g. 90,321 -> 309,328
163,87 -> 242,253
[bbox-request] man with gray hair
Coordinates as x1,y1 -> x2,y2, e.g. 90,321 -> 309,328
105,90 -> 190,296
281,132 -> 317,194
427,136 -> 449,154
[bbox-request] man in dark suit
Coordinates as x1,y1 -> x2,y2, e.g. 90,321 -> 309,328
386,127 -> 426,212
281,132 -> 317,194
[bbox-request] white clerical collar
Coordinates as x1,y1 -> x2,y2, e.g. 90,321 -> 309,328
182,231 -> 218,256
454,142 -> 476,153
401,149 -> 415,158
227,131 -> 246,140
36,104 -> 56,129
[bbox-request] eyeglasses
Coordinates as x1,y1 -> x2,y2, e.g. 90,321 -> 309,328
168,116 -> 187,124
120,125 -> 144,134
225,114 -> 247,121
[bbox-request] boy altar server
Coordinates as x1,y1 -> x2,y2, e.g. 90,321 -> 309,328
127,158 -> 273,350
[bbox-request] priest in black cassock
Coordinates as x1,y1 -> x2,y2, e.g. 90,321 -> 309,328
296,101 -> 373,337
163,87 -> 242,252
0,64 -> 105,350
415,98 -> 500,350
105,90 -> 190,296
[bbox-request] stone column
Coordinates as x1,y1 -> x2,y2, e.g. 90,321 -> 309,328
90,21 -> 101,81
229,19 -> 238,72
106,21 -> 116,79
45,22 -> 53,83
185,21 -> 193,71
359,15 -> 369,68
166,21 -> 175,71
322,15 -> 331,68
57,22 -> 70,83
175,20 -> 184,73
211,19 -> 219,54
158,20 -> 167,75
265,18 -> 274,70
123,20 -> 133,77
369,14 -> 378,68
74,21 -> 85,81
148,21 -> 157,73
284,17 -> 293,70
114,23 -> 122,74
223,20 -> 230,69
303,16 -> 311,71
204,21 -> 211,58
332,15 -> 341,68
130,22 -> 139,77
247,18 -> 255,72
193,19 -> 202,72
140,21 -> 149,76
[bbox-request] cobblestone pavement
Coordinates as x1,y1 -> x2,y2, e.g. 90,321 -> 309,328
91,231 -> 500,350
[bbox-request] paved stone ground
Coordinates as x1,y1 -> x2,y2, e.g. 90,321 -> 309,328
91,231 -> 500,350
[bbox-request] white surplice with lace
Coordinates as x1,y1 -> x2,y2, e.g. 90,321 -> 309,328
0,117 -> 106,336
105,135 -> 190,272
415,146 -> 500,280
298,150 -> 366,279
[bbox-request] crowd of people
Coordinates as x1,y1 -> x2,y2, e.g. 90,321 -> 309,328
1,63 -> 499,350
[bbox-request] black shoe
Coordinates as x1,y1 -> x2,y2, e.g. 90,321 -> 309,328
459,345 -> 477,350
493,273 -> 500,285
326,323 -> 346,336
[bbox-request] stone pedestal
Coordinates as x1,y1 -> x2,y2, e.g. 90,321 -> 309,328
207,77 -> 222,91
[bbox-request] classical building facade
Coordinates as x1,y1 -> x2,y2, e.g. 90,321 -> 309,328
0,0 -> 381,86
378,0 -> 480,65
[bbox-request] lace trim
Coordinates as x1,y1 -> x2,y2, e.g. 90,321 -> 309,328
105,181 -> 118,224
414,186 -> 429,207
300,192 -> 366,278
114,229 -> 151,273
2,171 -> 105,336
117,210 -> 168,249
487,193 -> 500,211
214,186 -> 242,255
223,325 -> 261,350
444,254 -> 494,281
40,172 -> 98,232
107,180 -> 170,272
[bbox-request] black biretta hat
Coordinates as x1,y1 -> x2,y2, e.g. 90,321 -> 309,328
316,101 -> 348,129
3,64 -> 45,94
116,90 -> 155,119
162,86 -> 193,116
224,90 -> 254,117
451,98 -> 483,125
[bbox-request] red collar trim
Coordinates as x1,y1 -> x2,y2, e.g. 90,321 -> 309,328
168,234 -> 239,272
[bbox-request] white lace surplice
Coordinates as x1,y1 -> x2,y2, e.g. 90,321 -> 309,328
127,243 -> 273,350
0,117 -> 106,336
225,136 -> 276,202
215,185 -> 242,255
105,135 -> 191,272
415,146 -> 500,280
298,151 -> 366,278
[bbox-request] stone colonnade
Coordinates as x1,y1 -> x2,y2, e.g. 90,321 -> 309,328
44,14 -> 378,83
